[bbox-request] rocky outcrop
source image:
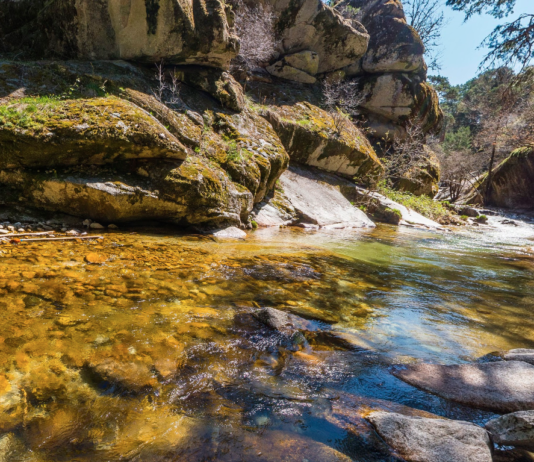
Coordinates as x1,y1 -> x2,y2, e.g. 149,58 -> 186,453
367,411 -> 493,462
333,0 -> 442,135
484,147 -> 534,209
266,0 -> 369,76
392,361 -> 534,413
0,61 -> 289,228
263,101 -> 383,179
0,0 -> 238,69
0,97 -> 187,169
485,411 -> 534,450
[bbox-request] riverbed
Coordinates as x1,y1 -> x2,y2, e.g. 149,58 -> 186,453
0,216 -> 533,461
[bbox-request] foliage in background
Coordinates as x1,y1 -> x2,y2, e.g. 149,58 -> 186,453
445,0 -> 533,71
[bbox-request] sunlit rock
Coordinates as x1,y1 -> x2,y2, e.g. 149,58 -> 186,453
367,411 -> 492,462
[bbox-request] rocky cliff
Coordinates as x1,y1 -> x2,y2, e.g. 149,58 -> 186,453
0,0 -> 442,228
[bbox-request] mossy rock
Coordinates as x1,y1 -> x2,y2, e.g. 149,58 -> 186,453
0,97 -> 187,169
263,101 -> 383,180
394,145 -> 441,197
481,147 -> 534,209
0,157 -> 253,226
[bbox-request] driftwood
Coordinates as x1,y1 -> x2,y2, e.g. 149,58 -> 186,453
1,231 -> 54,238
18,236 -> 104,242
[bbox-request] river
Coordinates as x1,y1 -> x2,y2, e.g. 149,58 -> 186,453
0,214 -> 533,461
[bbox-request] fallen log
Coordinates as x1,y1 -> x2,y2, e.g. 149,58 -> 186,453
18,236 -> 104,242
1,231 -> 54,238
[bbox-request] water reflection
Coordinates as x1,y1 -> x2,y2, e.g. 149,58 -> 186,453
0,221 -> 532,460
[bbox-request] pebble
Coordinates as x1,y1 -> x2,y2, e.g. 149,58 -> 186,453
17,228 -> 25,233
90,223 -> 105,229
108,224 -> 119,229
7,226 -> 14,231
0,230 -> 8,235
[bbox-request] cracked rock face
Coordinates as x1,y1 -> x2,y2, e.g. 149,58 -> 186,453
0,0 -> 239,68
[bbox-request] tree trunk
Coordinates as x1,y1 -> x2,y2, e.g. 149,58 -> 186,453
485,142 -> 497,202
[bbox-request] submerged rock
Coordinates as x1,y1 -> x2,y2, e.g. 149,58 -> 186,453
367,411 -> 492,462
279,165 -> 375,229
485,410 -> 534,450
392,361 -> 534,413
212,227 -> 247,240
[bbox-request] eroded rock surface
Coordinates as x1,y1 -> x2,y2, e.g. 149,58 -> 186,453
392,361 -> 534,413
0,0 -> 239,68
503,349 -> 534,365
264,102 -> 383,179
279,166 -> 375,229
367,411 -> 492,462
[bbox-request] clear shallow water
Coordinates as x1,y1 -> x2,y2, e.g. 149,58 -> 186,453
0,219 -> 533,461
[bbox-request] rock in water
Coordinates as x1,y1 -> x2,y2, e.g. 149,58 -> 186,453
279,166 -> 375,229
503,349 -> 534,365
485,411 -> 534,450
392,361 -> 534,413
211,227 -> 247,240
367,411 -> 492,462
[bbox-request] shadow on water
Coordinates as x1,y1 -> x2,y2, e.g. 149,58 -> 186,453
0,221 -> 533,460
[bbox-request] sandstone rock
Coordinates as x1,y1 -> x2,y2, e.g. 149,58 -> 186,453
503,349 -> 534,365
0,159 -> 254,227
268,0 -> 369,74
266,61 -> 317,84
392,361 -> 534,413
343,0 -> 425,74
279,165 -> 375,228
264,102 -> 383,179
485,410 -> 534,450
483,147 -> 534,209
174,67 -> 246,112
284,51 -> 320,75
0,98 -> 187,170
212,227 -> 247,240
0,0 -> 238,68
367,411 -> 492,462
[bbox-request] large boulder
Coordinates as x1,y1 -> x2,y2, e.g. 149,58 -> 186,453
0,60 -> 289,227
0,97 -> 187,169
367,411 -> 492,462
254,0 -> 369,79
263,101 -> 383,179
341,0 -> 425,74
392,361 -> 534,413
278,165 -> 375,228
485,411 -> 534,450
0,0 -> 238,68
484,147 -> 534,209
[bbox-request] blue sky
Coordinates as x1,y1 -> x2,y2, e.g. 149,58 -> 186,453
436,0 -> 532,85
